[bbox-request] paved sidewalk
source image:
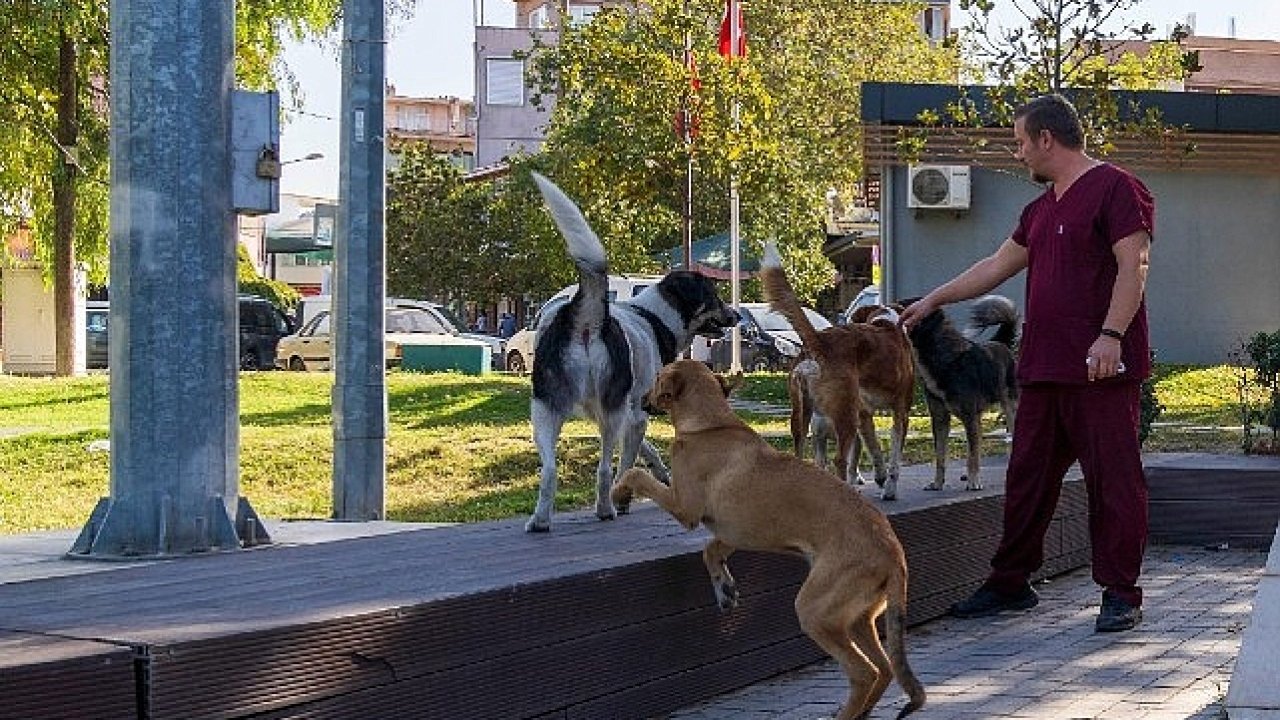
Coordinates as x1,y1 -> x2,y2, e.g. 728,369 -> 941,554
664,545 -> 1265,720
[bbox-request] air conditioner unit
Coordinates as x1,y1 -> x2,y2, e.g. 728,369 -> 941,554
907,164 -> 971,210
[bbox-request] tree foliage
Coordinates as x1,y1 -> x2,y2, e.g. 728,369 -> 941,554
0,1 -> 110,282
386,148 -> 567,304
935,0 -> 1199,151
522,0 -> 960,302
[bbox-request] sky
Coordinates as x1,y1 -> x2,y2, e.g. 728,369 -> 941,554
277,0 -> 1280,200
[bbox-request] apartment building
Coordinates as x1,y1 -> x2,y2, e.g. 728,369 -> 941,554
385,89 -> 477,172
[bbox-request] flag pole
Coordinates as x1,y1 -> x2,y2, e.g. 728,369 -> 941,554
728,0 -> 742,374
682,0 -> 693,270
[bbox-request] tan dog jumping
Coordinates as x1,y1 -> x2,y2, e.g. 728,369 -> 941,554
612,360 -> 926,720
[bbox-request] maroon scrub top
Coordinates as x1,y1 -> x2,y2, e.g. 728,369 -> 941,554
1011,163 -> 1155,385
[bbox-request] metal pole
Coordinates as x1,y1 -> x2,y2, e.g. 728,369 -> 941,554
682,0 -> 693,271
728,0 -> 743,374
333,0 -> 387,520
72,0 -> 266,557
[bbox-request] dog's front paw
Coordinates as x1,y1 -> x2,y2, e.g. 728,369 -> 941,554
713,579 -> 739,611
610,483 -> 635,514
924,479 -> 945,491
963,474 -> 984,491
524,515 -> 551,533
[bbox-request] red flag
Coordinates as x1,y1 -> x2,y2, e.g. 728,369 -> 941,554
718,0 -> 746,59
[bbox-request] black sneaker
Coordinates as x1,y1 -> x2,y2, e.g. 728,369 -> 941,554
949,583 -> 1039,618
1096,591 -> 1142,632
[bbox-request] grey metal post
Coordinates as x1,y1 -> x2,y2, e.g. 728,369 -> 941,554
71,0 -> 268,557
332,0 -> 387,520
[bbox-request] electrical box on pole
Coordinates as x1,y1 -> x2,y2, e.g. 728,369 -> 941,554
231,90 -> 281,216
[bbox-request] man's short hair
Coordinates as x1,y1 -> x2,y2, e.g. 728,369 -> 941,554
1015,94 -> 1085,150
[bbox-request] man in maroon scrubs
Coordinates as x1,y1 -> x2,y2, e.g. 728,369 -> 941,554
900,94 -> 1154,632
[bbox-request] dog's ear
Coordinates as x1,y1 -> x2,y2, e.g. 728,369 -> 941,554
717,371 -> 744,398
848,305 -> 880,324
649,370 -> 682,411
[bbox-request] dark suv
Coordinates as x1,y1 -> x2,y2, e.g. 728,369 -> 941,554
238,295 -> 295,370
82,296 -> 293,371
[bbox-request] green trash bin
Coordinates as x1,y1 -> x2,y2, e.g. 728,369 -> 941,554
400,336 -> 492,375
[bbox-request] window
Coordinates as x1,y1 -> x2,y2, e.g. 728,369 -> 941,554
486,58 -> 525,106
568,4 -> 598,26
398,107 -> 429,131
921,7 -> 945,43
528,5 -> 550,28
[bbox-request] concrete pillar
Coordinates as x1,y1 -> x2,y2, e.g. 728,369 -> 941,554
332,0 -> 387,520
71,0 -> 267,557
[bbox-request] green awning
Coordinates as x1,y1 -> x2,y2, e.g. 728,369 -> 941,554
265,204 -> 337,254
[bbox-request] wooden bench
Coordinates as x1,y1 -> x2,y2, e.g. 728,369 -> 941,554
1,457 -> 1089,720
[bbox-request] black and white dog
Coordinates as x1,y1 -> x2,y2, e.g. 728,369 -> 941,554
904,295 -> 1020,493
525,174 -> 740,532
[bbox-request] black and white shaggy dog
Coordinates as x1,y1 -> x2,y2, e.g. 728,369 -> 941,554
904,295 -> 1020,493
525,174 -> 740,532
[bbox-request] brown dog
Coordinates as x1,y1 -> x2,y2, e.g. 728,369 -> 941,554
612,360 -> 926,720
762,244 -> 916,499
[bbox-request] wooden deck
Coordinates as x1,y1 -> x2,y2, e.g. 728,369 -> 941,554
2,457 -> 1096,720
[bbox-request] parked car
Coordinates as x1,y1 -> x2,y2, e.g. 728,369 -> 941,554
83,296 -> 292,371
296,295 -> 506,370
839,284 -> 881,325
505,275 -> 661,374
276,306 -> 460,371
238,295 -> 296,370
85,300 -> 110,369
708,303 -> 831,372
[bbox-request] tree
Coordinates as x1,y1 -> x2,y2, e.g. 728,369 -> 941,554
0,2 -> 109,377
386,147 -> 570,305
526,0 -> 961,302
0,1 -> 407,376
934,0 -> 1199,149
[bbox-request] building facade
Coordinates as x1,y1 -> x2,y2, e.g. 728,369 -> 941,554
385,89 -> 477,171
861,82 -> 1280,365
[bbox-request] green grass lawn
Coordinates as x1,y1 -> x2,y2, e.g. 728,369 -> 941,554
0,365 -> 1257,534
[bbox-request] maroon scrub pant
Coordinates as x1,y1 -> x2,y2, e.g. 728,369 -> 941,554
987,381 -> 1148,607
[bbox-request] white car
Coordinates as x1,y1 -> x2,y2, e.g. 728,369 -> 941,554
296,295 -> 506,370
707,302 -> 831,372
505,275 -> 662,374
839,284 -> 882,325
277,306 -> 471,371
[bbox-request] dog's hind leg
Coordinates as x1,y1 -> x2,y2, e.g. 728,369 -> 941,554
923,394 -> 951,491
856,409 -> 888,489
848,607 -> 894,719
881,408 -> 910,501
593,418 -> 628,521
1001,395 -> 1018,441
526,403 -> 568,533
703,538 -> 739,610
795,569 -> 883,720
960,410 -> 984,491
